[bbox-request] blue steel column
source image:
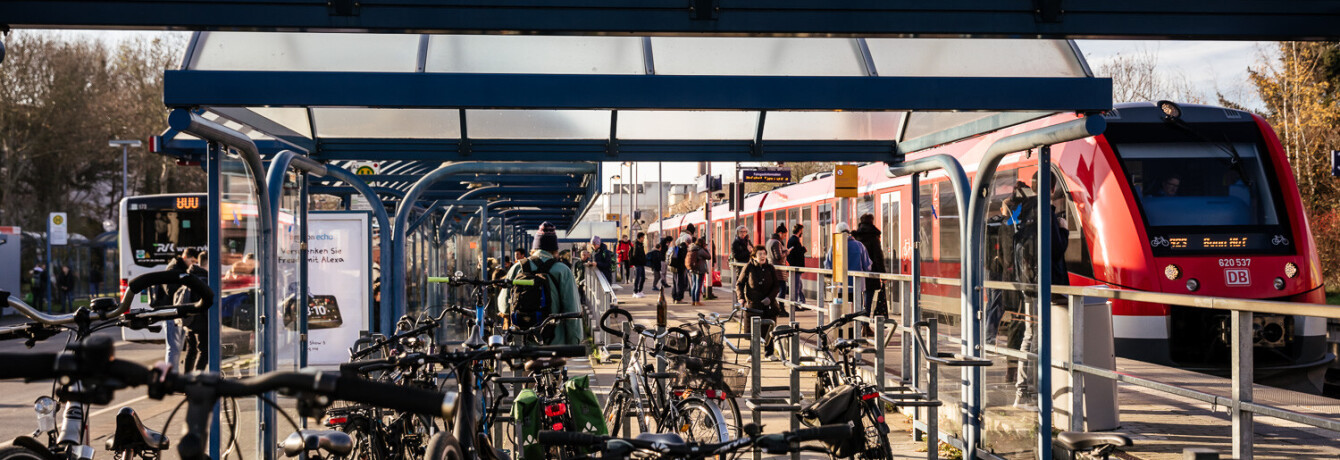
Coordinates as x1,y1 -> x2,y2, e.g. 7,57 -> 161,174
299,174 -> 309,369
206,141 -> 223,459
1036,146 -> 1053,460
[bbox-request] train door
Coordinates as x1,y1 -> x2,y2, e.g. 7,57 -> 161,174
818,202 -> 833,259
881,192 -> 901,274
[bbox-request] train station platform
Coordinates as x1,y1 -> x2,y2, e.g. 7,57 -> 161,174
592,282 -> 1340,460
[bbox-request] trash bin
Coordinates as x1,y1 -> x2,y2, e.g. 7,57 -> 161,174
1050,295 -> 1120,431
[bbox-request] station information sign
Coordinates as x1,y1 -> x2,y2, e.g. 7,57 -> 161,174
741,168 -> 792,183
1150,232 -> 1292,255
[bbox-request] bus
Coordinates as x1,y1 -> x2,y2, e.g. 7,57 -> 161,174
119,193 -> 208,341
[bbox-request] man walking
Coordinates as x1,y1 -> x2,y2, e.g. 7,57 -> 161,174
730,226 -> 752,306
630,232 -> 648,298
786,225 -> 808,304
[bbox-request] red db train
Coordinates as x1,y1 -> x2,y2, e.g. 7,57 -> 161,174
651,102 -> 1331,392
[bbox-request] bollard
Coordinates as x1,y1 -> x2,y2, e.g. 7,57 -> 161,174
750,316 -> 763,460
789,319 -> 802,460
875,315 -> 886,393
926,317 -> 939,459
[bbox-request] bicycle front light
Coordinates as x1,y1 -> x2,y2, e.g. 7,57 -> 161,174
34,396 -> 57,432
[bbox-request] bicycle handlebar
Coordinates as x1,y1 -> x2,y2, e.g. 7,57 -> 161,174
772,310 -> 865,338
2,270 -> 213,327
428,276 -> 531,287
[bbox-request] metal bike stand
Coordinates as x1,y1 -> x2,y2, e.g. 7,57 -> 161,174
907,317 -> 993,459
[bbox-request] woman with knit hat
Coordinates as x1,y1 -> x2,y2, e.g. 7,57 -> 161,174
497,222 -> 585,345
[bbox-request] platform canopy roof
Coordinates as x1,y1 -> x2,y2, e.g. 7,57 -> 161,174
157,32 -> 1109,229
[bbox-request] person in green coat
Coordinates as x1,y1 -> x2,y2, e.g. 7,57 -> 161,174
498,221 -> 585,346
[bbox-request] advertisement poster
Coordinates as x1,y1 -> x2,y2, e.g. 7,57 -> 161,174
306,212 -> 371,365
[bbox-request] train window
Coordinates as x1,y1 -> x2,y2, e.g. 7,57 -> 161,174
881,192 -> 901,273
764,212 -> 775,242
801,207 -> 813,252
1119,142 -> 1281,227
858,195 -> 875,218
818,203 -> 832,255
938,182 -> 962,262
1053,170 -> 1096,278
917,183 -> 935,262
788,208 -> 799,231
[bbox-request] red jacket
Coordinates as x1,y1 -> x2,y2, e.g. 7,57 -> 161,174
616,240 -> 632,262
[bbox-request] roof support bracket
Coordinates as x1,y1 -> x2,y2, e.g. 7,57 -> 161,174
458,108 -> 471,157
607,110 -> 620,157
690,0 -> 718,20
750,111 -> 766,157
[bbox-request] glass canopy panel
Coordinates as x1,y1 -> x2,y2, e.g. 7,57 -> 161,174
190,32 -> 420,72
618,111 -> 757,140
466,110 -> 611,139
865,39 -> 1088,77
650,37 -> 865,76
762,112 -> 903,140
425,35 -> 644,75
312,108 -> 460,139
246,107 -> 313,138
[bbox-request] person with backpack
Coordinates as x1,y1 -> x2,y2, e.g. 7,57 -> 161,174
669,233 -> 690,303
645,240 -> 666,293
786,225 -> 808,304
629,232 -> 648,298
823,222 -> 873,306
687,237 -> 711,306
498,222 -> 584,346
730,226 -> 752,306
1009,172 -> 1070,411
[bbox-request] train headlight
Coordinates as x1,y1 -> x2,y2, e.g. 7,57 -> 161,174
1164,264 -> 1181,280
1158,100 -> 1183,120
1186,278 -> 1200,292
1273,277 -> 1286,291
1284,262 -> 1299,279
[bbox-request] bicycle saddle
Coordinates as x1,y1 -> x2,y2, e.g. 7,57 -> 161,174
524,357 -> 567,373
105,407 -> 169,451
1056,431 -> 1132,451
634,433 -> 685,446
279,430 -> 353,457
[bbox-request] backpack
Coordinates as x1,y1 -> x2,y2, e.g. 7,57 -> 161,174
509,256 -> 559,342
799,384 -> 865,457
669,243 -> 688,270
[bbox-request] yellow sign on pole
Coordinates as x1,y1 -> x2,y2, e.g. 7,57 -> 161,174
834,165 -> 858,198
831,232 -> 847,291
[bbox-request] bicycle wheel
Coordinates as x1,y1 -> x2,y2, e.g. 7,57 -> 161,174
715,389 -> 746,439
668,398 -> 729,446
603,384 -> 634,436
0,447 -> 47,460
344,415 -> 387,460
856,399 -> 893,460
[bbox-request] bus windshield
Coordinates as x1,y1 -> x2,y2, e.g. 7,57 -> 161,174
1119,142 -> 1282,228
125,202 -> 208,267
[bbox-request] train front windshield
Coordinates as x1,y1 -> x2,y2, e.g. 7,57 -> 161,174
1112,128 -> 1293,255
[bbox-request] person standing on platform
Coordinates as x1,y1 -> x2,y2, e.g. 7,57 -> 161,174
669,234 -> 690,303
630,232 -> 647,298
823,222 -> 872,306
88,262 -> 104,298
28,264 -> 47,310
616,235 -> 632,283
737,244 -> 782,356
786,225 -> 808,304
688,237 -> 711,306
766,225 -> 788,303
498,222 -> 584,346
589,236 -> 616,284
56,265 -> 75,312
1011,172 -> 1070,411
850,214 -> 887,316
646,240 -> 666,293
156,256 -> 188,369
730,226 -> 752,306
178,250 -> 210,372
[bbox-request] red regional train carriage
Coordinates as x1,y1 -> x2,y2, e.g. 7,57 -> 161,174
650,102 -> 1331,392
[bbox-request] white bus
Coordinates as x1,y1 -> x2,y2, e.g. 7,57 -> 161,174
119,193 -> 207,341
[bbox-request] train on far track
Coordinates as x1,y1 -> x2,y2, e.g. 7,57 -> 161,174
651,102 -> 1333,393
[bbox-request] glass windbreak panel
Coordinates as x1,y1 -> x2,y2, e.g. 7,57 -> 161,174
618,111 -> 757,140
866,39 -> 1088,77
762,112 -> 902,140
219,153 -> 260,458
917,183 -> 935,262
651,37 -> 865,76
985,169 -> 1020,281
467,110 -> 611,139
425,35 -> 644,74
938,182 -> 961,262
901,112 -> 996,143
191,32 -> 419,72
244,107 -> 313,138
313,108 -> 461,139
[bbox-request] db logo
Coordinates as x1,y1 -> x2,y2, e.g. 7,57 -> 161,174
1225,269 -> 1251,286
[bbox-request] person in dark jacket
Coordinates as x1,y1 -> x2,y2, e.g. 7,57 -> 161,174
730,226 -> 751,306
736,245 -> 781,356
178,250 -> 210,372
156,256 -> 189,369
88,263 -> 104,297
646,241 -> 666,292
55,265 -> 76,312
766,225 -> 788,300
687,237 -> 711,306
785,225 -> 808,304
849,214 -> 887,315
589,236 -> 616,283
29,264 -> 47,310
669,234 -> 690,303
630,232 -> 648,297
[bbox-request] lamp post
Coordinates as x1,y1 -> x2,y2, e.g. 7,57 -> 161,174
610,174 -> 622,239
108,140 -> 142,201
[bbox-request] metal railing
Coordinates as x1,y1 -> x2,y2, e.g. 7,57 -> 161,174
750,262 -> 1339,460
580,265 -> 618,351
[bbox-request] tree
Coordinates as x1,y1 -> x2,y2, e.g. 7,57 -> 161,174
1248,42 -> 1340,289
1092,46 -> 1203,104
